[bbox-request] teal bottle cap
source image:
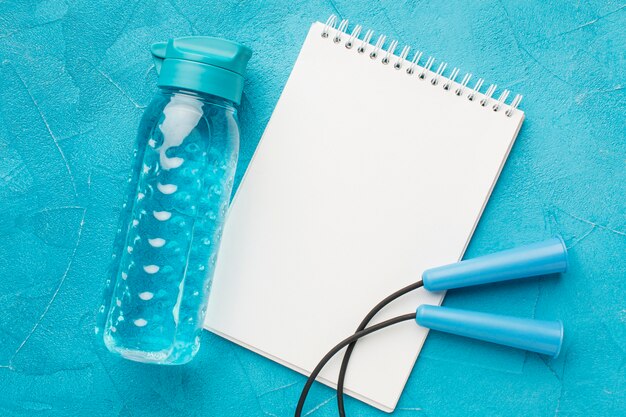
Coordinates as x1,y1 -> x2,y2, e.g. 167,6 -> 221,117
151,36 -> 252,104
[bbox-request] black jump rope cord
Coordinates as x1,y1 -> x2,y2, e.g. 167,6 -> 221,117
295,280 -> 424,417
336,280 -> 424,417
294,313 -> 417,417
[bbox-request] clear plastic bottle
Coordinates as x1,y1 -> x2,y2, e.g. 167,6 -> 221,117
95,37 -> 252,364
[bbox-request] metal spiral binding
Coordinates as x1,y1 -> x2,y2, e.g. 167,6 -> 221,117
443,67 -> 460,91
394,45 -> 411,70
345,25 -> 362,49
369,34 -> 386,59
357,29 -> 374,54
381,40 -> 398,65
455,73 -> 472,96
480,84 -> 497,107
406,51 -> 423,75
320,15 -> 523,117
418,56 -> 435,79
333,19 -> 349,43
431,62 -> 447,86
467,78 -> 484,101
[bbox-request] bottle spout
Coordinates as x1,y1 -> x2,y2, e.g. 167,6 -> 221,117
149,36 -> 252,104
150,42 -> 168,75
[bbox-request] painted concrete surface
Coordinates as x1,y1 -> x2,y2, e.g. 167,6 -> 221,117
0,1 -> 624,416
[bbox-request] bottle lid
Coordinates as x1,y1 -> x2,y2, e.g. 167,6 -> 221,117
151,36 -> 252,105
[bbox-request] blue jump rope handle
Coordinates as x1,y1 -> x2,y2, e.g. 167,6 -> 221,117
417,238 -> 568,357
416,305 -> 563,357
423,237 -> 568,291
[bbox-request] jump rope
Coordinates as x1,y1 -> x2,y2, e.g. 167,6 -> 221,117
294,238 -> 568,416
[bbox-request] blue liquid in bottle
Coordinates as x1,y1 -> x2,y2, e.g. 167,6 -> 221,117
96,37 -> 251,364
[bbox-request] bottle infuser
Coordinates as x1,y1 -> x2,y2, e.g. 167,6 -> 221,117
295,237 -> 568,417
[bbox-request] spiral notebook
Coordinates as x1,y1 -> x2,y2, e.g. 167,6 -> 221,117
205,16 -> 525,412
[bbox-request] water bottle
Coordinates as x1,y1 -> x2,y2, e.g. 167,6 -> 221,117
95,36 -> 252,364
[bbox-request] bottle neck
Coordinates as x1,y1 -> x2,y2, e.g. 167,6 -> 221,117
158,87 -> 237,112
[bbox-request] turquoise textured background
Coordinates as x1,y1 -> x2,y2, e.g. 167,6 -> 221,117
0,1 -> 624,416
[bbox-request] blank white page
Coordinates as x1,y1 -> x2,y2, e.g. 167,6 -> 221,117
205,21 -> 524,412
